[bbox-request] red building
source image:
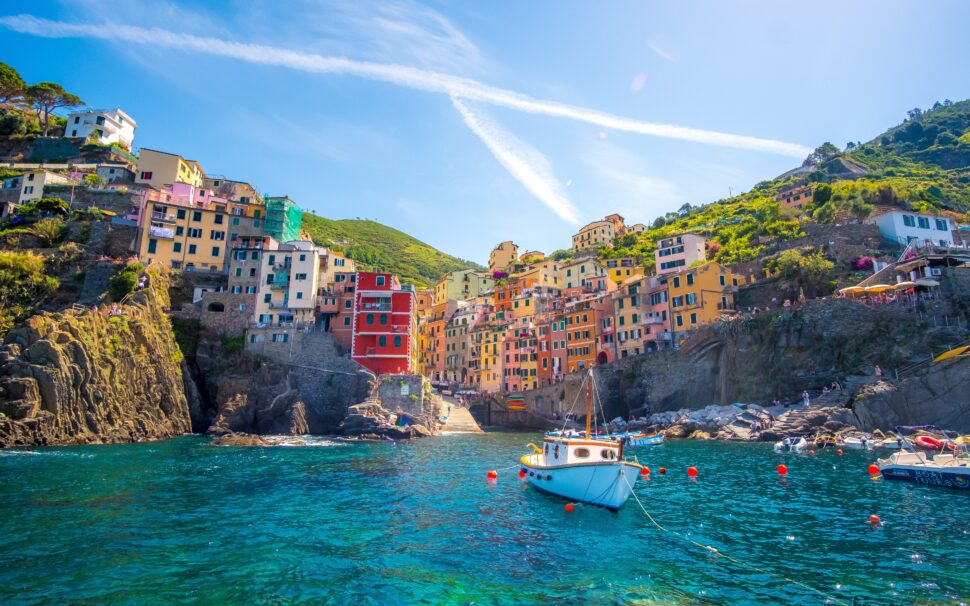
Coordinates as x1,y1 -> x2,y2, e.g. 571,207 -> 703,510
351,272 -> 415,375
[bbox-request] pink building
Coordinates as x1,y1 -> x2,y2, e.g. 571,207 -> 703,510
655,234 -> 707,275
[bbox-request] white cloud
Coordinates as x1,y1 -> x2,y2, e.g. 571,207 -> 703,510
648,40 -> 677,63
0,14 -> 811,158
452,97 -> 579,224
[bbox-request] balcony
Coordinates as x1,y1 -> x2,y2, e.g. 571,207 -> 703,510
270,281 -> 289,291
361,302 -> 392,312
642,316 -> 664,325
268,302 -> 291,309
150,211 -> 177,223
149,226 -> 174,239
390,325 -> 410,333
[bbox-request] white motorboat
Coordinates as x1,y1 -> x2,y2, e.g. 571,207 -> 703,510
876,450 -> 970,490
841,434 -> 875,451
774,436 -> 809,453
521,370 -> 644,510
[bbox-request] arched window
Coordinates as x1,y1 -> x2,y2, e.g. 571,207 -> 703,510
207,302 -> 225,312
574,448 -> 590,458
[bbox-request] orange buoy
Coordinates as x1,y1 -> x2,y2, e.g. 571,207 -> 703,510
837,449 -> 843,456
565,503 -> 575,513
640,467 -> 650,476
518,469 -> 526,479
658,467 -> 666,474
487,470 -> 498,479
868,464 -> 879,476
687,466 -> 698,478
777,464 -> 788,476
868,514 -> 882,526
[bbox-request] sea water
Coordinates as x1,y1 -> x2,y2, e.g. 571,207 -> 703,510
0,434 -> 967,605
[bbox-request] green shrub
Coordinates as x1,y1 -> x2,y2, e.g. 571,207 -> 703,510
0,251 -> 59,335
220,334 -> 245,353
108,262 -> 143,301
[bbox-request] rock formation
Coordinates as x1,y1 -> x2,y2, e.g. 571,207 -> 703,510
0,268 -> 192,446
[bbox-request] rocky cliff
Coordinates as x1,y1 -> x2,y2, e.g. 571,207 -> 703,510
0,268 -> 193,446
853,356 -> 970,432
189,331 -> 373,436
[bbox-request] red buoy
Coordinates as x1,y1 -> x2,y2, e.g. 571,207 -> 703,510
565,503 -> 575,513
487,470 -> 498,479
658,467 -> 666,475
868,464 -> 880,476
640,467 -> 650,476
518,469 -> 526,479
868,514 -> 882,526
687,466 -> 698,478
777,464 -> 788,476
837,449 -> 844,456
809,449 -> 815,456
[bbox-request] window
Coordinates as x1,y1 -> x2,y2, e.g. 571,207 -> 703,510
264,294 -> 271,303
379,314 -> 388,325
686,293 -> 696,305
73,117 -> 79,124
376,275 -> 386,286
299,254 -> 306,262
344,300 -> 352,309
378,336 -> 387,347
676,314 -> 683,327
211,247 -> 220,257
720,275 -> 726,286
940,240 -> 948,247
902,215 -> 916,227
690,313 -> 697,325
192,211 -> 202,222
296,292 -> 303,299
210,231 -> 225,240
140,171 -> 153,180
177,209 -> 186,219
343,316 -> 351,326
394,336 -> 402,348
71,130 -> 77,136
366,314 -> 375,325
295,273 -> 307,280
147,239 -> 157,253
187,228 -> 202,238
231,217 -> 240,226
574,448 -> 589,458
268,255 -> 275,265
173,242 -> 182,253
188,244 -> 197,254
214,214 -> 224,225
673,277 -> 680,288
936,219 -> 948,231
917,217 -> 930,229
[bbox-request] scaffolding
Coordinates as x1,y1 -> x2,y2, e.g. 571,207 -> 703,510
264,196 -> 302,243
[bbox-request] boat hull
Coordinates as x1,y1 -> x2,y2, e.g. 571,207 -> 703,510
520,456 -> 641,510
879,464 -> 970,490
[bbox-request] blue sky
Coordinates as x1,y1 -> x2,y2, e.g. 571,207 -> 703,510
2,1 -> 968,263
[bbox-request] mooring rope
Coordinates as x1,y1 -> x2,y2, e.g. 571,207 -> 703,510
620,474 -> 848,606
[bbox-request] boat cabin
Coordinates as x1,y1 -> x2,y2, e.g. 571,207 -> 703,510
540,437 -> 620,466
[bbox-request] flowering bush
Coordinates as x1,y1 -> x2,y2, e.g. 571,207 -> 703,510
492,270 -> 508,280
707,241 -> 721,259
852,256 -> 874,271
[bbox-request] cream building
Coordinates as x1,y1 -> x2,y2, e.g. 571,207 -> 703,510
136,148 -> 205,190
489,241 -> 518,273
655,234 -> 707,275
433,269 -> 495,305
572,219 -> 616,254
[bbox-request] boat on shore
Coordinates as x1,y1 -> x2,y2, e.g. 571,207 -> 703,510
521,370 -> 644,510
840,433 -> 875,450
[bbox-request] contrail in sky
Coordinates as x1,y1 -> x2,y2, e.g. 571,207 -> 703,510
452,97 -> 580,224
0,15 -> 811,158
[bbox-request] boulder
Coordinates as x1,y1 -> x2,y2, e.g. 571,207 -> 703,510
211,433 -> 270,447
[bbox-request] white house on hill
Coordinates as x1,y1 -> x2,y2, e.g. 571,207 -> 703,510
64,108 -> 137,150
869,210 -> 954,247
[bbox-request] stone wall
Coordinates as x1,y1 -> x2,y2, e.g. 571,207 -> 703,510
198,291 -> 253,336
49,189 -> 141,216
377,374 -> 429,415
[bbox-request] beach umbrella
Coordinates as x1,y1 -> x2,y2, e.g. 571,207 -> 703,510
893,281 -> 917,290
914,278 -> 939,287
864,284 -> 893,293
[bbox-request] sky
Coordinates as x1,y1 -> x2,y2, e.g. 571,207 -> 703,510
2,1 -> 969,264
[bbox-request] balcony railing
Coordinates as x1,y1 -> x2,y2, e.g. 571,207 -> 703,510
362,303 -> 392,311
150,212 -> 177,223
641,316 -> 664,325
149,226 -> 174,239
270,282 -> 289,291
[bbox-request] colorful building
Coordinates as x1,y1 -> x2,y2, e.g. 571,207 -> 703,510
351,272 -> 415,375
775,186 -> 813,212
559,258 -> 607,289
667,262 -> 743,339
614,277 -> 645,359
135,148 -> 205,190
655,234 -> 707,275
571,219 -> 616,254
433,269 -> 494,305
642,275 -> 672,350
489,240 -> 519,274
601,257 -> 645,285
65,108 -> 137,149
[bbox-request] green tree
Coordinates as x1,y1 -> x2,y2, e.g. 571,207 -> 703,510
0,251 -> 59,335
83,173 -> 103,188
803,142 -> 840,166
813,202 -> 836,224
27,82 -> 83,136
813,183 -> 832,205
108,262 -> 144,301
0,62 -> 26,106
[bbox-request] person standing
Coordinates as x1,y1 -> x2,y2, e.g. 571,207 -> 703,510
874,364 -> 882,381
802,390 -> 810,407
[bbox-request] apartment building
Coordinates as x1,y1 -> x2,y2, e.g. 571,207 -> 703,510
351,272 -> 416,375
655,234 -> 707,275
65,108 -> 137,149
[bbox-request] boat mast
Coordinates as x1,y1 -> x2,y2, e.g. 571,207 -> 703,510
585,369 -> 592,438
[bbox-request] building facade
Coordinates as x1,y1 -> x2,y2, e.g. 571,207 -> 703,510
65,108 -> 137,149
870,210 -> 955,248
655,234 -> 707,275
351,272 -> 416,375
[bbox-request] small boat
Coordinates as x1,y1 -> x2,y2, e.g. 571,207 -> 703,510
591,431 -> 664,447
875,436 -> 908,449
876,450 -> 970,490
841,434 -> 875,451
774,436 -> 810,453
814,434 -> 838,449
521,370 -> 644,510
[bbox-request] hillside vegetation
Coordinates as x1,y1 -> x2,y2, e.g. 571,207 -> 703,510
301,214 -> 482,289
600,99 -> 970,266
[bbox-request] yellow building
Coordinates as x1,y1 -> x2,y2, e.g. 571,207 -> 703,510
519,250 -> 545,264
488,241 -> 518,273
136,148 -> 205,190
601,258 -> 645,285
140,201 -> 230,271
433,269 -> 494,305
477,322 -> 505,394
613,277 -> 645,359
513,259 -> 560,289
559,258 -> 607,289
572,219 -> 616,254
666,262 -> 744,335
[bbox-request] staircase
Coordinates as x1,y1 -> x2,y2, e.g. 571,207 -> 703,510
442,405 -> 483,433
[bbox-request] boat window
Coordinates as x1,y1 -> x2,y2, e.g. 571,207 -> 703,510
544,444 -> 549,455
600,449 -> 614,459
553,445 -> 560,458
574,448 -> 590,458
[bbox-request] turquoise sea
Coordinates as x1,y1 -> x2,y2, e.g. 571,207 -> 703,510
0,433 -> 968,605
